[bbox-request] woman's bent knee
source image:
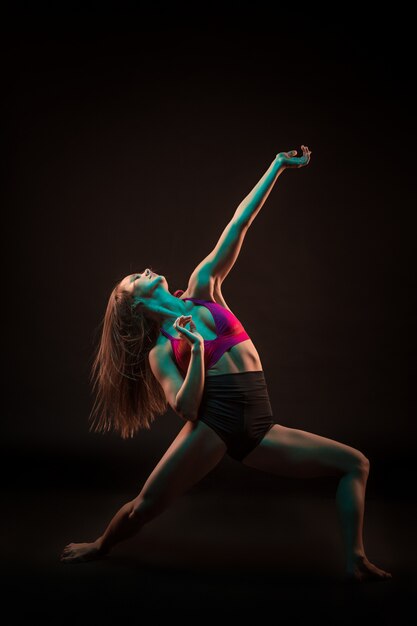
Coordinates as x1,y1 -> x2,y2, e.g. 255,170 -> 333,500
352,452 -> 370,475
361,454 -> 370,474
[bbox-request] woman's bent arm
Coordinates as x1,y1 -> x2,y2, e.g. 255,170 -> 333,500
175,344 -> 205,421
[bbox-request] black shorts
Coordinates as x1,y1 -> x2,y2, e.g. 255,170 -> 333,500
197,370 -> 275,461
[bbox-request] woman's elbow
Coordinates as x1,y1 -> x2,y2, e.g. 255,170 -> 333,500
179,408 -> 199,422
174,400 -> 198,422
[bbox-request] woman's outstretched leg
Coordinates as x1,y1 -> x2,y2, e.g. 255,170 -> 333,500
242,424 -> 392,581
60,420 -> 227,563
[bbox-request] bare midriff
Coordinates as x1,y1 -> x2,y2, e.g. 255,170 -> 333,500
204,339 -> 263,376
159,293 -> 264,376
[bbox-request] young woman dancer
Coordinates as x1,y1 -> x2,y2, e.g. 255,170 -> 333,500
60,146 -> 392,582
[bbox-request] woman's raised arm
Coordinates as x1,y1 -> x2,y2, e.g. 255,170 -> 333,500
235,146 -> 311,228
187,146 -> 311,288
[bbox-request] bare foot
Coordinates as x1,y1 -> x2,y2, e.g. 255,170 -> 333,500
346,554 -> 393,582
59,540 -> 106,564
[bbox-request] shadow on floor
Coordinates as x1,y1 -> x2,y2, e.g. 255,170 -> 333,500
2,487 -> 415,623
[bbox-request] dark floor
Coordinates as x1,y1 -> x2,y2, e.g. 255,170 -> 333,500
2,475 -> 415,624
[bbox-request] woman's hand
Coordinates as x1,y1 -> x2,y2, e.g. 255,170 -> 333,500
277,145 -> 312,169
173,315 -> 204,348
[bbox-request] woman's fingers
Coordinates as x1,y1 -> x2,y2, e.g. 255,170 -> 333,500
278,145 -> 311,169
174,315 -> 192,331
298,145 -> 311,166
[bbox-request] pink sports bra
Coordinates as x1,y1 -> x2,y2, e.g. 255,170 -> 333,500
160,296 -> 251,374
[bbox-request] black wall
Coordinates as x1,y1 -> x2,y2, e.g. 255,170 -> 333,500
3,14 -> 415,495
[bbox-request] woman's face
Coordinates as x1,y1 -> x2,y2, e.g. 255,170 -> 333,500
120,268 -> 167,302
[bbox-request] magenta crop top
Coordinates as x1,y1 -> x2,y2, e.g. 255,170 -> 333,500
160,296 -> 251,374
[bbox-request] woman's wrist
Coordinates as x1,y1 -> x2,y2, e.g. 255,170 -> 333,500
191,342 -> 204,354
274,155 -> 286,169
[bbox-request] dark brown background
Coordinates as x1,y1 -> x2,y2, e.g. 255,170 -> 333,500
2,8 -> 415,622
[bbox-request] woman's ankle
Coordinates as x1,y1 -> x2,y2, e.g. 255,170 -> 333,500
95,537 -> 110,555
346,550 -> 366,571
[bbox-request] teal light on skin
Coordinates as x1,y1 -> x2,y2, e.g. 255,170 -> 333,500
129,268 -> 167,307
119,269 -> 191,327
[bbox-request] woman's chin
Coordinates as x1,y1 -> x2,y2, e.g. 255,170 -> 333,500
153,276 -> 169,291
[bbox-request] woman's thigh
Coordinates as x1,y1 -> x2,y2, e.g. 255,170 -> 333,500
133,420 -> 227,512
242,424 -> 368,478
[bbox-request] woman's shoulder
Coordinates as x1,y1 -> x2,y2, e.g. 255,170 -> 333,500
175,286 -> 232,311
149,337 -> 173,365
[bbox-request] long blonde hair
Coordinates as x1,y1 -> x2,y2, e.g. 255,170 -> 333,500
88,281 -> 169,438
